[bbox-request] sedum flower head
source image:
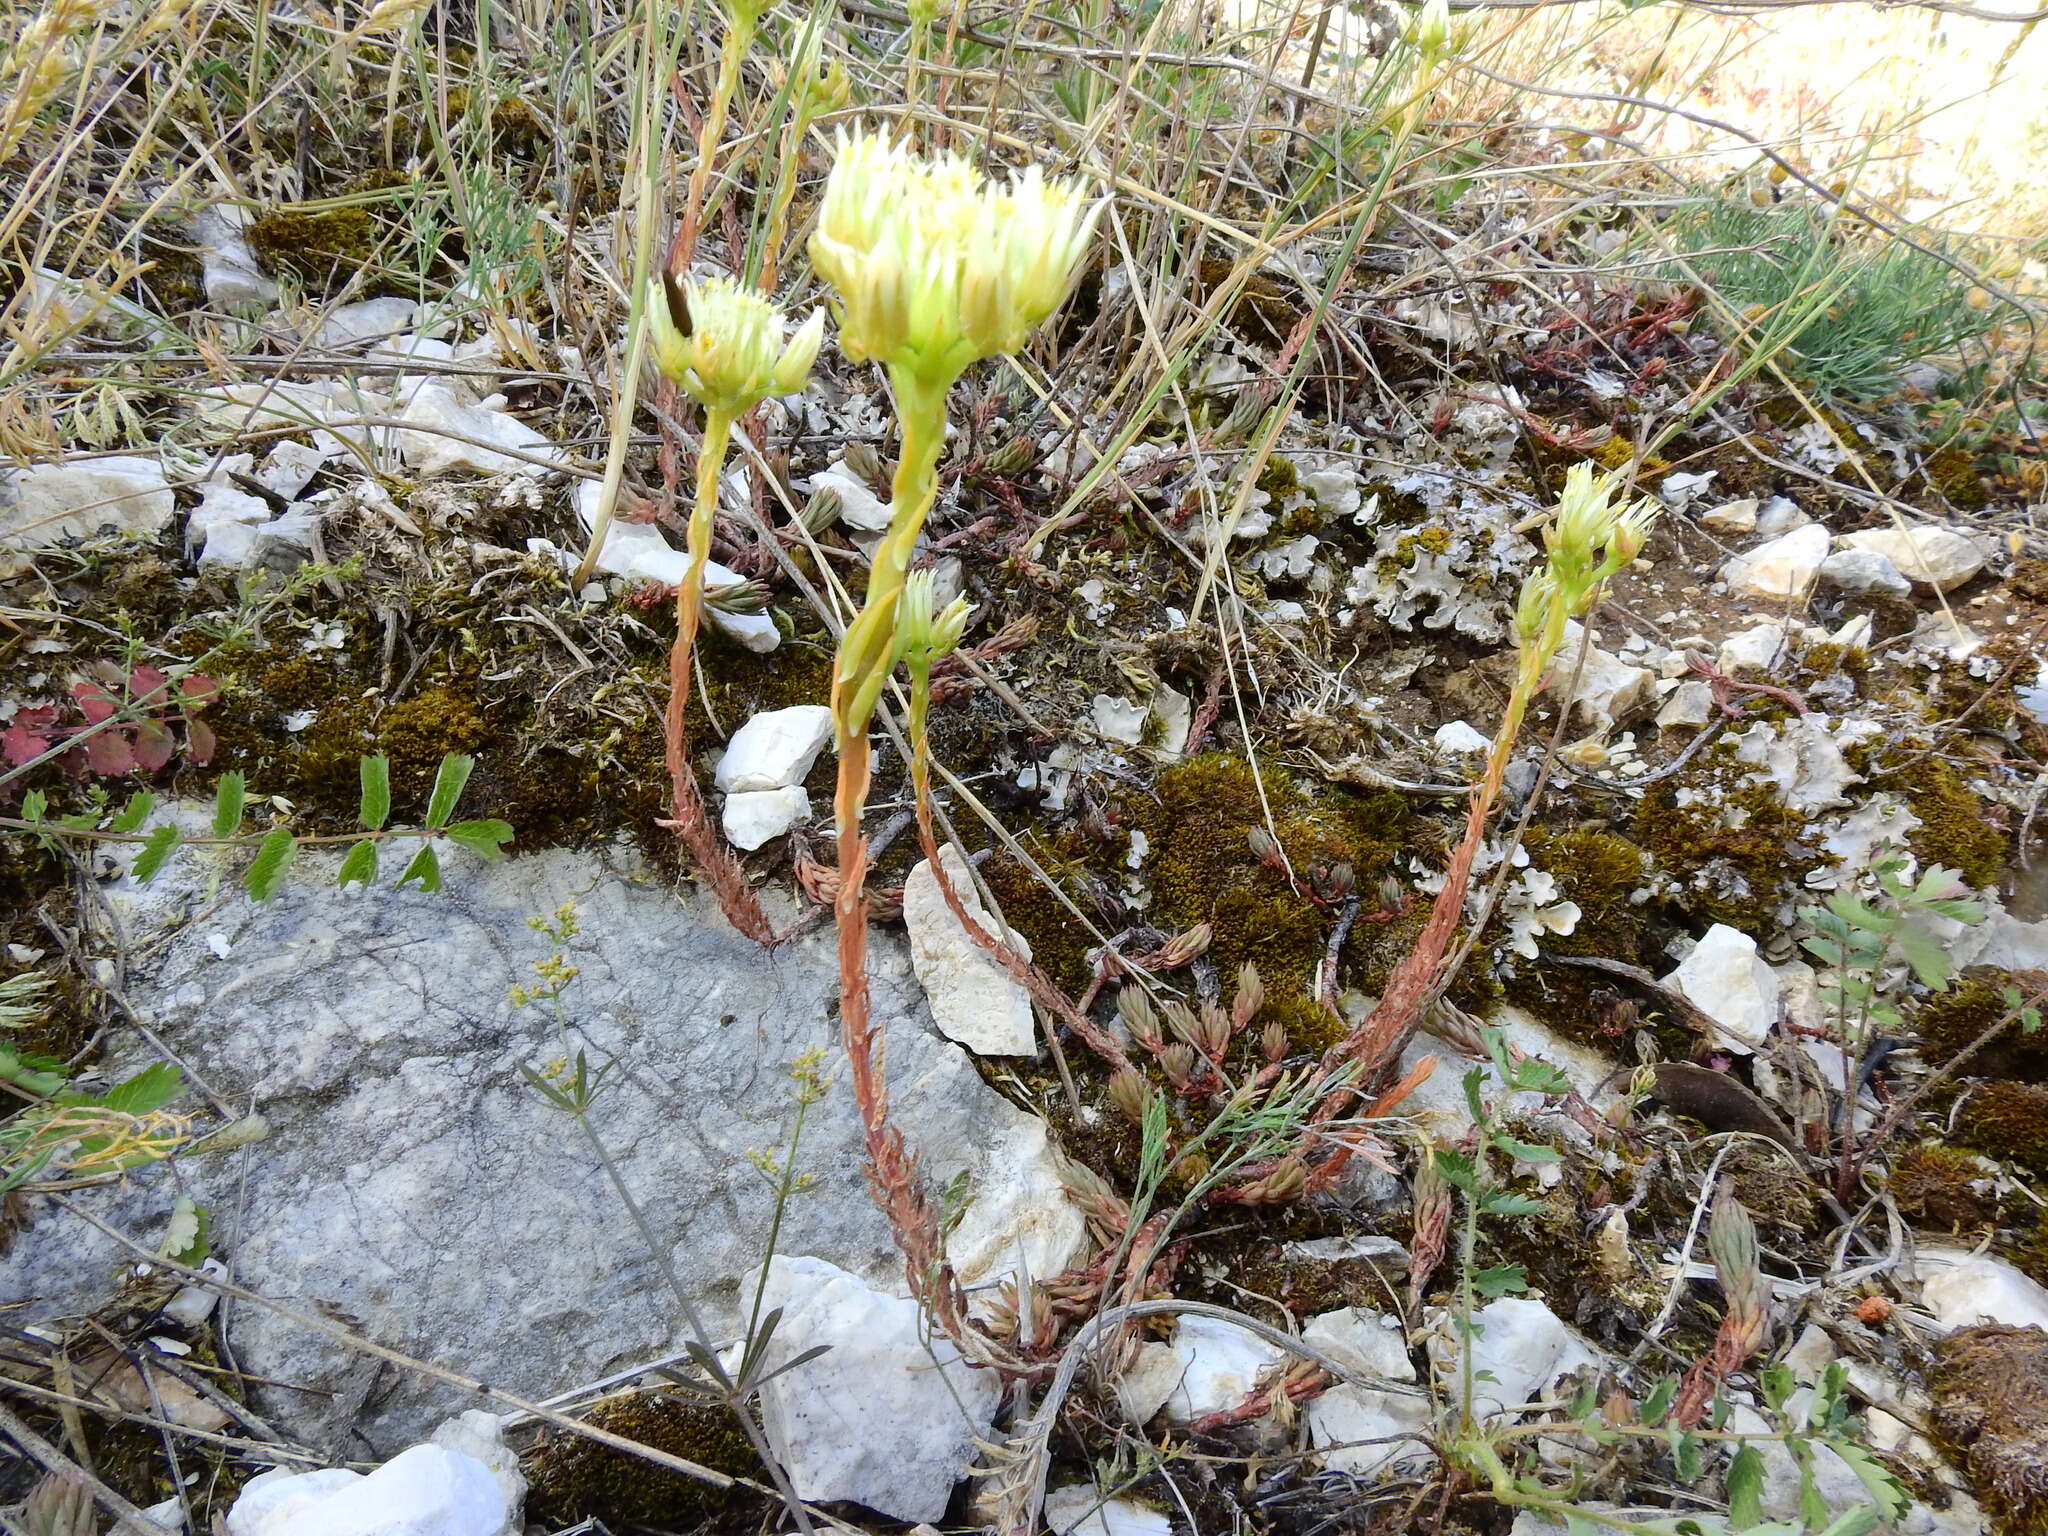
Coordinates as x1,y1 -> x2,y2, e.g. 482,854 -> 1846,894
1544,461 -> 1659,611
897,568 -> 972,671
1411,0 -> 1452,56
809,129 -> 1105,385
649,273 -> 824,416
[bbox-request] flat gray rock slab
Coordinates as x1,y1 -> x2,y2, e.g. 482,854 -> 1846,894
6,843 -> 1045,1453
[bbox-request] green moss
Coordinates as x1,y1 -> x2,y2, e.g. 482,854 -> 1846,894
1919,973 -> 2048,1085
1256,455 -> 1298,498
1958,1081 -> 2048,1172
1889,1142 -> 1997,1233
1504,829 -> 1657,1045
1883,757 -> 2009,889
523,1390 -> 768,1530
1635,765 -> 1816,929
245,204 -> 379,290
982,839 -> 1101,995
1925,446 -> 1992,511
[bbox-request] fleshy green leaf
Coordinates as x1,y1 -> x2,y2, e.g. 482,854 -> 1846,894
133,823 -> 181,883
398,843 -> 441,892
336,840 -> 378,889
423,754 -> 474,831
110,790 -> 156,834
443,819 -> 514,860
244,827 -> 297,901
211,772 -> 246,839
358,755 -> 391,831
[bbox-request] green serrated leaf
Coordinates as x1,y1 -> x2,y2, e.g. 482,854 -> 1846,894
336,840 -> 378,888
133,823 -> 181,883
110,791 -> 156,834
1433,1147 -> 1479,1191
244,827 -> 297,901
1490,1133 -> 1564,1164
94,1062 -> 184,1116
1669,1426 -> 1702,1483
1480,1192 -> 1547,1217
423,754 -> 474,831
1830,1439 -> 1909,1520
443,818 -> 514,860
1640,1374 -> 1679,1428
211,772 -> 246,838
1472,1263 -> 1527,1298
1727,1444 -> 1766,1528
359,755 -> 391,831
398,843 -> 442,892
20,789 -> 46,822
1893,924 -> 1953,991
1816,1506 -> 1882,1536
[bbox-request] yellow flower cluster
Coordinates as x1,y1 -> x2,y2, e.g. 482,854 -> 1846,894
648,273 -> 824,417
809,130 -> 1104,386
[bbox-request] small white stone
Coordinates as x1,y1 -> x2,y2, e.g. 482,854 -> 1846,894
1162,1315 -> 1286,1423
1655,681 -> 1714,729
1699,497 -> 1758,535
1723,524 -> 1829,599
944,1116 -> 1088,1306
1307,1382 -> 1433,1477
199,520 -> 265,569
396,384 -> 560,477
1433,720 -> 1491,756
1841,525 -> 1987,594
223,1444 -> 517,1536
1783,1322 -> 1835,1384
316,297 -> 421,349
1302,1307 -> 1415,1383
714,706 -> 834,793
1544,622 -> 1653,733
753,1255 -> 1000,1524
1044,1486 -> 1172,1536
192,206 -> 277,311
1664,924 -> 1778,1053
1428,1298 -> 1606,1421
1114,1342 -> 1183,1425
572,483 -> 779,653
1819,548 -> 1912,597
1716,621 -> 1787,676
3,455 -> 175,547
1912,1247 -> 2048,1332
721,787 -> 810,850
1754,495 -> 1809,538
903,846 -> 1036,1056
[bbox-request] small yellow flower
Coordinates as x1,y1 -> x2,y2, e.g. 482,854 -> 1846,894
1410,0 -> 1452,56
649,273 -> 825,416
1544,462 -> 1658,608
809,130 -> 1104,385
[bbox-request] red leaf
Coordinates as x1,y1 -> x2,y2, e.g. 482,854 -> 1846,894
132,719 -> 175,772
2,720 -> 47,767
180,673 -> 221,709
85,729 -> 137,777
128,666 -> 171,709
183,716 -> 217,766
72,681 -> 118,725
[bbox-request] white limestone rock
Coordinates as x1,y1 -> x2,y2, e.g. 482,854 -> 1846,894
902,846 -> 1036,1056
572,483 -> 779,653
1664,924 -> 1779,1053
1699,497 -> 1758,535
1395,1006 -> 1616,1142
1716,621 -> 1787,677
224,1443 -> 518,1536
1544,621 -> 1653,732
1433,719 -> 1491,755
721,786 -> 810,850
1162,1315 -> 1287,1423
753,1255 -> 1000,1524
316,298 -> 421,349
1911,1247 -> 2048,1332
1428,1297 -> 1606,1421
713,706 -> 834,793
1819,547 -> 1912,597
1723,523 -> 1828,599
1113,1342 -> 1184,1426
1656,681 -> 1714,730
1302,1307 -> 1414,1382
3,455 -> 174,547
1842,525 -> 1987,594
192,205 -> 277,311
396,384 -> 560,477
1754,495 -> 1810,538
198,520 -> 264,569
1045,1487 -> 1173,1536
1307,1381 -> 1433,1478
945,1115 -> 1088,1305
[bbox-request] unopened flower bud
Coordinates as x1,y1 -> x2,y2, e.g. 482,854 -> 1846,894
898,568 -> 972,671
1155,922 -> 1212,969
1411,0 -> 1452,56
985,436 -> 1039,477
1106,1067 -> 1150,1124
705,578 -> 770,616
799,487 -> 843,534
